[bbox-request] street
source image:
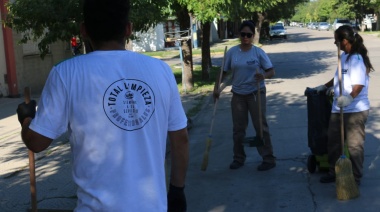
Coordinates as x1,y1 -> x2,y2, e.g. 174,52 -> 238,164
1,26 -> 380,211
186,27 -> 380,212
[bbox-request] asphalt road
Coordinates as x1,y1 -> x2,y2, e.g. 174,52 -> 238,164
185,26 -> 380,212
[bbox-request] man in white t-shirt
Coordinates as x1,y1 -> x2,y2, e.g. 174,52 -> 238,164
16,0 -> 189,211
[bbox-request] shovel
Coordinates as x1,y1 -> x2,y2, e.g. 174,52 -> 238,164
249,68 -> 265,147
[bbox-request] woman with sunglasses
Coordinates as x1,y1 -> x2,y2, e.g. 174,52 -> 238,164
214,20 -> 276,171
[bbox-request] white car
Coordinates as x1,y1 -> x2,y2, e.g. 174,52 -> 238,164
332,19 -> 351,31
269,25 -> 287,40
318,22 -> 330,31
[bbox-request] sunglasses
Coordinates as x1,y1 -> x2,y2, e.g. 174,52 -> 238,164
240,32 -> 253,38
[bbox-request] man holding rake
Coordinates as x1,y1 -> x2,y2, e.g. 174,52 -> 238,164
16,0 -> 189,211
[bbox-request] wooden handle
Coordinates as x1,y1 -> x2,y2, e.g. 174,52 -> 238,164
256,68 -> 263,138
28,151 -> 37,212
337,44 -> 345,155
24,87 -> 31,104
24,86 -> 37,212
337,43 -> 342,97
218,46 -> 227,86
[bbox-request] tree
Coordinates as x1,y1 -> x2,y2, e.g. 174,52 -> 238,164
368,0 -> 380,30
4,0 -> 172,57
4,0 -> 198,91
221,0 -> 306,45
171,2 -> 194,91
292,0 -> 365,25
4,0 -> 82,56
315,0 -> 335,22
178,0 -> 227,80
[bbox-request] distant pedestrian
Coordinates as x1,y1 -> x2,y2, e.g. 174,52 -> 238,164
314,25 -> 374,185
16,0 -> 189,211
71,36 -> 81,55
213,20 -> 276,171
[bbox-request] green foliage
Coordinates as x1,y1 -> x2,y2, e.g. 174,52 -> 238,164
5,0 -> 82,56
266,0 -> 307,21
316,0 -> 335,22
4,0 -> 172,58
130,0 -> 172,32
4,0 -> 325,60
218,0 -> 305,22
291,0 -> 377,23
178,0 -> 227,23
332,0 -> 356,20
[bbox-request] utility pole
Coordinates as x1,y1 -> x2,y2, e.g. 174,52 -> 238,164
0,0 -> 19,97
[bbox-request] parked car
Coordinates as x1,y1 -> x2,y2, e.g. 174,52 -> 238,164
318,22 -> 330,31
351,21 -> 360,30
308,22 -> 317,30
311,22 -> 319,30
269,25 -> 287,40
275,21 -> 284,27
331,19 -> 351,31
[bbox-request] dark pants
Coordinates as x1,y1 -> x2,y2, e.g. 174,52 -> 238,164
231,88 -> 276,164
327,110 -> 369,181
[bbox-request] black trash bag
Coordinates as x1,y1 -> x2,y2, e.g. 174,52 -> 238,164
304,87 -> 332,155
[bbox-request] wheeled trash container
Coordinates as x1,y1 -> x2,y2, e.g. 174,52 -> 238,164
304,87 -> 332,173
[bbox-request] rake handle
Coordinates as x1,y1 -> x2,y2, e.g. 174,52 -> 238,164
24,87 -> 37,212
256,68 -> 263,139
201,47 -> 227,171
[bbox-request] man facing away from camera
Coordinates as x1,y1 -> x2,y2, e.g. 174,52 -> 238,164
16,0 -> 189,211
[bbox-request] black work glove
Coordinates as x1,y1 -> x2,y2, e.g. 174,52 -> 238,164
16,100 -> 37,125
167,184 -> 186,212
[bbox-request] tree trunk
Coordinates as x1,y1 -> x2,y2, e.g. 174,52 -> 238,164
201,22 -> 211,80
181,39 -> 194,91
176,7 -> 194,90
84,40 -> 93,53
254,12 -> 265,45
377,9 -> 380,31
125,39 -> 133,50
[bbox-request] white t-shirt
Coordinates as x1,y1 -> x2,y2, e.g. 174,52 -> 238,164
332,52 -> 370,113
30,50 -> 187,212
223,45 -> 273,95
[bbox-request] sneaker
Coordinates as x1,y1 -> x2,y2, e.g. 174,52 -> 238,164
229,161 -> 244,169
320,174 -> 335,183
257,162 -> 276,171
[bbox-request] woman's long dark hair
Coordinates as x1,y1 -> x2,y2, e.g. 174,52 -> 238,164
335,25 -> 374,74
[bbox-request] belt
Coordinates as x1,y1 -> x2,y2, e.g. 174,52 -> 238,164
232,88 -> 265,96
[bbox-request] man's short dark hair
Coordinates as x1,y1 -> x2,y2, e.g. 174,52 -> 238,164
83,0 -> 130,43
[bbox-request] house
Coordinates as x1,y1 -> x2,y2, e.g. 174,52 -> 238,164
0,26 -> 72,97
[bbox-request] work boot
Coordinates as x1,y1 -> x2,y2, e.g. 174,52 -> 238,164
320,173 -> 335,183
257,162 -> 276,171
229,160 -> 244,169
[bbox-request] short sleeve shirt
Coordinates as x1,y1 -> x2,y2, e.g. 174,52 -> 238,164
29,50 -> 187,211
332,52 -> 370,113
223,45 -> 273,95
